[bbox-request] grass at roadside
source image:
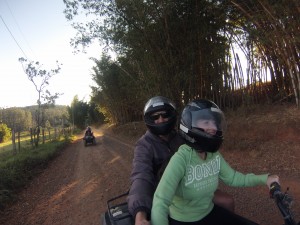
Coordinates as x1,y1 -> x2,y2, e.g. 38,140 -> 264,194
0,139 -> 33,158
0,128 -> 68,156
0,134 -> 76,210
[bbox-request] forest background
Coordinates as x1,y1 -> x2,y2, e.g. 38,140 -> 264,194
65,0 -> 300,125
1,0 -> 299,141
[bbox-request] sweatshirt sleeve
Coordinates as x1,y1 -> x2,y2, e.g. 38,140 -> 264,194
151,150 -> 186,225
218,153 -> 268,187
127,140 -> 156,219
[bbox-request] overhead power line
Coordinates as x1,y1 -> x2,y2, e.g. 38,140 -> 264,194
4,0 -> 35,59
0,15 -> 28,59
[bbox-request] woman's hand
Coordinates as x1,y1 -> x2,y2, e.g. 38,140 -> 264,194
266,174 -> 280,188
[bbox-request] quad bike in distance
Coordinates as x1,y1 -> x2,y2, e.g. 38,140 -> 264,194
83,134 -> 96,147
101,182 -> 299,225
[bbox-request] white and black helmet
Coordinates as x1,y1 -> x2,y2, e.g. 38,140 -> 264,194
143,96 -> 177,135
179,99 -> 226,152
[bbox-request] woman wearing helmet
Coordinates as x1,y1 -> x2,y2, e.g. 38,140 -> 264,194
179,99 -> 225,153
151,99 -> 280,225
128,97 -> 234,225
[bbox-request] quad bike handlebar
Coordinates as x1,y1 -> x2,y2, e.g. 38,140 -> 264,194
269,182 -> 299,225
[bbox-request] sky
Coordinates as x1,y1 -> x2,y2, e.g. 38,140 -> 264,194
0,0 -> 103,108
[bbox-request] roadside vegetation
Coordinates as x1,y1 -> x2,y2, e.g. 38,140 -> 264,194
0,95 -> 104,211
0,132 -> 76,210
0,123 -> 11,143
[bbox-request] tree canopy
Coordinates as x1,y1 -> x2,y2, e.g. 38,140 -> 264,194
0,123 -> 11,143
68,95 -> 105,129
19,58 -> 63,146
64,0 -> 300,124
0,108 -> 32,132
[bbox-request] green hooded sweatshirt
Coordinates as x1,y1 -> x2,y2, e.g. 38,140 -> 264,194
151,144 -> 268,225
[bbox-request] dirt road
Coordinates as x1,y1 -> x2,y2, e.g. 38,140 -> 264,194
0,127 -> 299,225
0,129 -> 134,225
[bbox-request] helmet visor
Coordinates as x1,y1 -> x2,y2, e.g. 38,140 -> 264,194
191,108 -> 226,134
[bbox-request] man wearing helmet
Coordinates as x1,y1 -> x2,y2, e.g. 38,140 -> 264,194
84,126 -> 95,139
151,99 -> 280,225
127,96 -> 234,225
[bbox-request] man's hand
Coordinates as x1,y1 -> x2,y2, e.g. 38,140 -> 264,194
267,174 -> 280,188
135,211 -> 151,225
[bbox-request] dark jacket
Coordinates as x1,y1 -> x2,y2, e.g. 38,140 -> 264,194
85,130 -> 93,137
127,129 -> 184,219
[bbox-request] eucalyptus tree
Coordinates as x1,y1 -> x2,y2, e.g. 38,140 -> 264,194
88,102 -> 105,125
68,96 -> 90,129
90,55 -> 143,124
43,106 -> 70,127
19,58 -> 62,146
1,108 -> 32,132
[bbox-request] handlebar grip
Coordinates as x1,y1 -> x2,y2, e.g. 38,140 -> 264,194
269,182 -> 299,225
270,182 -> 281,198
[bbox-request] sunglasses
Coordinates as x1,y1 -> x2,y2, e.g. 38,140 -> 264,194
150,112 -> 171,120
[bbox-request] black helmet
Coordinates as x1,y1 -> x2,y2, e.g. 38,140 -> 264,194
143,96 -> 177,135
179,99 -> 226,153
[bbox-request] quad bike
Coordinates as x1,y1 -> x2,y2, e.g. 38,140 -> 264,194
101,182 -> 299,225
83,135 -> 96,146
101,192 -> 133,225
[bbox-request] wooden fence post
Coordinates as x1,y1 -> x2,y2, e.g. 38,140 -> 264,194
18,131 -> 20,152
12,129 -> 16,154
30,128 -> 34,147
48,128 -> 51,141
42,128 -> 45,144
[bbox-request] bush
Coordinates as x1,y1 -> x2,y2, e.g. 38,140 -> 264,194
0,123 -> 11,143
0,136 -> 73,210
